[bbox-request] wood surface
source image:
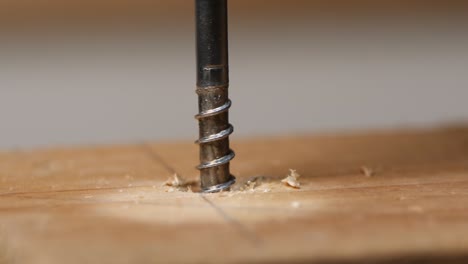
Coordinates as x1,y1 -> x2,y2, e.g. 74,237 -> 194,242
1,126 -> 468,263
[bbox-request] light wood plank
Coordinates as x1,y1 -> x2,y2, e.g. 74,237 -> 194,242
1,127 -> 468,263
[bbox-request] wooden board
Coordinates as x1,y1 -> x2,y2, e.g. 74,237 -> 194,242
1,126 -> 468,263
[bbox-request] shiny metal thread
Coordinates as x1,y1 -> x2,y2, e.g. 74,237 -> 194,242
195,89 -> 236,192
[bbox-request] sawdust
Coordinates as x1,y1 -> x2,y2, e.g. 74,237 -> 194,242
162,173 -> 282,194
163,173 -> 199,192
239,176 -> 275,193
163,173 -> 185,187
281,169 -> 301,189
360,166 -> 375,177
246,180 -> 256,191
215,175 -> 275,196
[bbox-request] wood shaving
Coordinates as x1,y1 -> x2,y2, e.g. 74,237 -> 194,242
246,180 -> 256,191
360,166 -> 375,177
243,176 -> 265,191
163,173 -> 185,187
281,169 -> 301,189
162,173 -> 198,192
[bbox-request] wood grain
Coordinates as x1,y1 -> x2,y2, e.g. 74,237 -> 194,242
1,126 -> 468,263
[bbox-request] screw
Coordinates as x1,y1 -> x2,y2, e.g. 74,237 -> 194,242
195,0 -> 235,192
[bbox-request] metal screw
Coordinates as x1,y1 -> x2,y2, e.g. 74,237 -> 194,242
195,0 -> 235,193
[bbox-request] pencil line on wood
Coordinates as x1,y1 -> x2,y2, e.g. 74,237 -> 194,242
200,194 -> 262,246
140,143 -> 181,177
0,185 -> 157,198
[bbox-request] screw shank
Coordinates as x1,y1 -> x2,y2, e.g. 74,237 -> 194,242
196,0 -> 233,190
196,0 -> 228,87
